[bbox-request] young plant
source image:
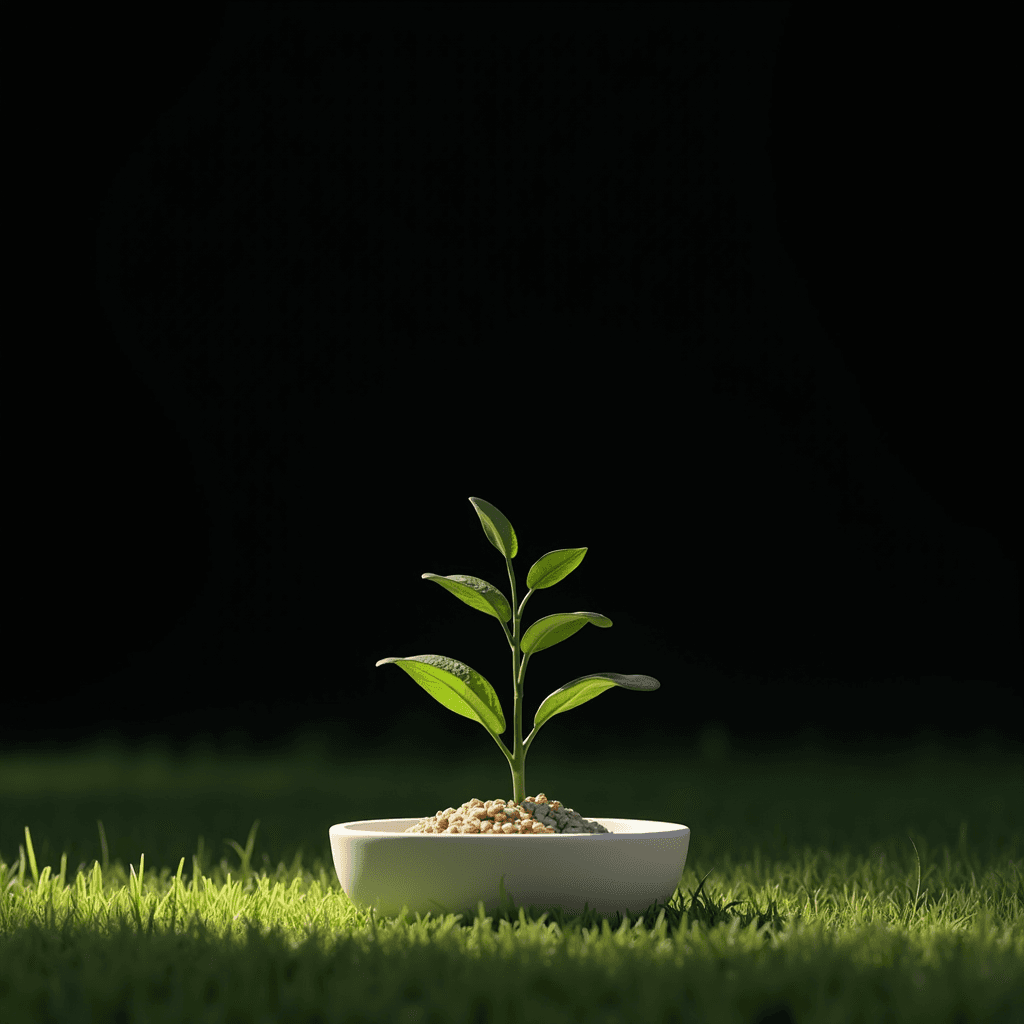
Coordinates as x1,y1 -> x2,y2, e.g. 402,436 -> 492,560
376,497 -> 660,806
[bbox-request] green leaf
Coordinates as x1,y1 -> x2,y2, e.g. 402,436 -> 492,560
519,611 -> 612,656
469,497 -> 518,559
533,672 -> 661,733
421,573 -> 512,623
526,547 -> 588,590
375,655 -> 506,737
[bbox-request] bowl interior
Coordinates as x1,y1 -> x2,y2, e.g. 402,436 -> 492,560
332,817 -> 688,836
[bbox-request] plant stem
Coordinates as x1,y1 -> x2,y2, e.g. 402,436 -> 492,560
506,555 -> 525,804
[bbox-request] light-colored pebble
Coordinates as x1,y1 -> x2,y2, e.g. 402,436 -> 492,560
403,794 -> 609,834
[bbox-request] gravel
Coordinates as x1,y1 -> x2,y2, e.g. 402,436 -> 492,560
404,793 -> 612,834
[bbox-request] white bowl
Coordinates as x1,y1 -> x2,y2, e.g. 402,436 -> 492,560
329,817 -> 690,920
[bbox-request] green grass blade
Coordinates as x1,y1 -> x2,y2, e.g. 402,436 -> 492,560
96,819 -> 109,873
23,827 -> 38,886
225,820 -> 260,880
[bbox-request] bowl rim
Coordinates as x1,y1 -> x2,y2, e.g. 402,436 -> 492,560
330,817 -> 690,837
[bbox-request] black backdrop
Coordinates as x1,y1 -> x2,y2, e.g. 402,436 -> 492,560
15,2 -> 1019,755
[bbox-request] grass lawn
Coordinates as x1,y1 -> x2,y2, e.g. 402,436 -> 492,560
1,727 -> 1021,1023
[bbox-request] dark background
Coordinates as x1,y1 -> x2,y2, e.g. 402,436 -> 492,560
15,2 -> 1019,756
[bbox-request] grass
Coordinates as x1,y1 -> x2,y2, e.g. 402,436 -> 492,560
1,726 -> 1022,1023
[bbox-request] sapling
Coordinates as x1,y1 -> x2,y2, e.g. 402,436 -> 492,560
376,497 -> 660,806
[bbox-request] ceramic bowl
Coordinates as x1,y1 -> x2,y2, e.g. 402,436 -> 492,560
329,816 -> 690,920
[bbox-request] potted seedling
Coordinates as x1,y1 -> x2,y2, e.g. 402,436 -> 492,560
330,497 -> 690,920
